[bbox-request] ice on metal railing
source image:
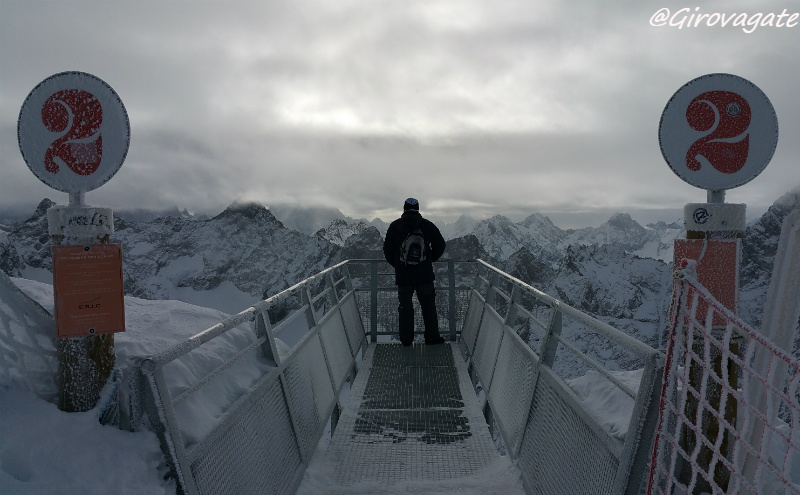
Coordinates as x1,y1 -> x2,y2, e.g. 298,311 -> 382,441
159,322 -> 275,446
161,322 -> 260,398
169,346 -> 275,446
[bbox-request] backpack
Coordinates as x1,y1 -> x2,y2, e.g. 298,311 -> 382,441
400,228 -> 426,265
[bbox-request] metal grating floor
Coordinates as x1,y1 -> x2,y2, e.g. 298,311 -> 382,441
307,343 -> 499,490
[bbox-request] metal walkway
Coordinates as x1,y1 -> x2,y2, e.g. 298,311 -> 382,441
298,342 -> 520,493
135,260 -> 662,495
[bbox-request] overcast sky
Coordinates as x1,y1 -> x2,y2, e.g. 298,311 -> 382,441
1,1 -> 798,227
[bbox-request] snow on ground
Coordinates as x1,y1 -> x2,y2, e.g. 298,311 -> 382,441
16,262 -> 258,315
0,387 -> 173,495
1,276 -> 227,495
298,449 -> 527,495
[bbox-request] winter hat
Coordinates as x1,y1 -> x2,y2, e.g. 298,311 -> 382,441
404,198 -> 419,211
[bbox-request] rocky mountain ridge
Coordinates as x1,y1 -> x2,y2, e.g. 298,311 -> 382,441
2,193 -> 797,341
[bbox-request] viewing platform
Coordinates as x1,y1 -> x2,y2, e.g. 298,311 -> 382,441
130,259 -> 663,495
307,342 -> 507,492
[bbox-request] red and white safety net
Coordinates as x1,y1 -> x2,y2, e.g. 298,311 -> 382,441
648,269 -> 799,495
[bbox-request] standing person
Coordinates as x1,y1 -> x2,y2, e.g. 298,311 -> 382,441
383,198 -> 447,346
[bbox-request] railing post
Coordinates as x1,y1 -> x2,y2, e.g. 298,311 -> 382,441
486,271 -> 499,308
342,263 -> 354,293
326,272 -> 340,303
448,260 -> 457,341
302,283 -> 318,328
370,260 -> 378,343
254,310 -> 280,367
472,262 -> 483,290
505,284 -> 520,325
539,306 -> 562,367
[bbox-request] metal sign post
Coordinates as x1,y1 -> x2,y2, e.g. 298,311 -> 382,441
659,73 -> 778,493
17,71 -> 130,413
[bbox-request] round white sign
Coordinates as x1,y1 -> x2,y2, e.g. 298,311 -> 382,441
17,71 -> 130,193
659,73 -> 778,191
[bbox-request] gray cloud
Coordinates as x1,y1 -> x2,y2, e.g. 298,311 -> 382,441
2,1 -> 798,227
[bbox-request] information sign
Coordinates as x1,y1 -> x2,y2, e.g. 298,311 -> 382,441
52,244 -> 125,338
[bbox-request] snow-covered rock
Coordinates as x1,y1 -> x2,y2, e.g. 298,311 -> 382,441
440,214 -> 479,240
547,244 -> 672,351
315,218 -> 372,246
471,214 -> 564,266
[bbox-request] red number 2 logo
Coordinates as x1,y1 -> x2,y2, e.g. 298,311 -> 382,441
41,89 -> 103,176
685,90 -> 750,174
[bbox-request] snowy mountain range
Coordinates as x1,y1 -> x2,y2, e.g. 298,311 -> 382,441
1,192 -> 797,346
269,204 -> 389,237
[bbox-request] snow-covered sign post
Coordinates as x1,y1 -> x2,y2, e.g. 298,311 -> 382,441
658,73 -> 778,492
17,71 -> 130,413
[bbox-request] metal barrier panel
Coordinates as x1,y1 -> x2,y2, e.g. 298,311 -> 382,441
518,370 -> 620,495
189,376 -> 303,495
348,260 -> 472,342
340,293 -> 365,357
459,290 -> 485,359
489,327 -> 538,457
283,334 -> 333,458
648,276 -> 800,495
318,308 -> 354,391
471,304 -> 504,391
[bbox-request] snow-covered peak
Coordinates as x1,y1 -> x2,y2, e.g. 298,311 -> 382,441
568,213 -> 647,251
213,201 -> 282,226
315,218 -> 371,246
27,198 -> 56,224
471,214 -> 565,265
441,214 -> 479,240
563,212 -> 682,262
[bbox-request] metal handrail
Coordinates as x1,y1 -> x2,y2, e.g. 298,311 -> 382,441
145,260 -> 351,368
475,259 -> 661,360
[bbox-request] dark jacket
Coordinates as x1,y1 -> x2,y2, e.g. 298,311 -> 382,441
383,210 -> 446,286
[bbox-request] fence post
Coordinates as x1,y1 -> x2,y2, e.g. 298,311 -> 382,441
326,272 -> 340,304
448,260 -> 457,341
539,307 -> 562,368
342,263 -> 354,293
485,271 -> 499,308
505,285 -> 520,325
370,261 -> 378,343
675,202 -> 746,493
255,309 -> 280,367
